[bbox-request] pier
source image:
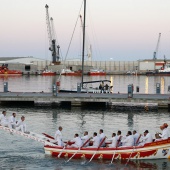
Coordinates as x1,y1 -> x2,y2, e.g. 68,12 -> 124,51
0,92 -> 169,110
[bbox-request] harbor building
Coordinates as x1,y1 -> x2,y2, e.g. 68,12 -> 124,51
0,56 -> 169,74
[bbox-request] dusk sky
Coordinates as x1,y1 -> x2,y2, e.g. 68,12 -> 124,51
0,0 -> 170,61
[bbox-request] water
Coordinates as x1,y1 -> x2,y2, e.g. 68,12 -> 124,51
0,107 -> 170,169
0,75 -> 170,169
0,75 -> 170,94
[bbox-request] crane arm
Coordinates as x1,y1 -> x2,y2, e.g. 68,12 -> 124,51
45,4 -> 53,50
153,33 -> 161,60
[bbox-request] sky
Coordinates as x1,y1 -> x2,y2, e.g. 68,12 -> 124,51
0,0 -> 170,61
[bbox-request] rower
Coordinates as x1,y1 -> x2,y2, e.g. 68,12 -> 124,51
81,131 -> 89,147
99,129 -> 105,147
9,113 -> 17,129
138,130 -> 153,146
16,115 -> 27,133
121,131 -> 134,147
133,130 -> 140,145
68,134 -> 82,148
158,123 -> 169,140
116,130 -> 122,147
106,133 -> 117,148
0,111 -> 12,128
89,132 -> 100,148
54,126 -> 63,147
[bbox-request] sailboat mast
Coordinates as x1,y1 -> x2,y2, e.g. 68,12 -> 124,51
81,0 -> 86,88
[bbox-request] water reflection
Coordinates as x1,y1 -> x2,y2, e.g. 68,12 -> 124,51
0,74 -> 170,94
127,112 -> 134,130
161,77 -> 165,94
145,76 -> 148,94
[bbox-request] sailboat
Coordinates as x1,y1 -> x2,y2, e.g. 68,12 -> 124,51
59,0 -> 111,93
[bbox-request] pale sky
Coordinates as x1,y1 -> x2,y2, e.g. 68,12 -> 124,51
0,0 -> 170,61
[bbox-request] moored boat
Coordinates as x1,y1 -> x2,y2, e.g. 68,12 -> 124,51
87,69 -> 106,76
61,69 -> 82,76
44,138 -> 170,160
0,66 -> 22,75
146,58 -> 170,76
41,69 -> 56,76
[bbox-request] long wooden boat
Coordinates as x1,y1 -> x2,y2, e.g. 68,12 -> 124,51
44,138 -> 170,160
1,125 -> 170,160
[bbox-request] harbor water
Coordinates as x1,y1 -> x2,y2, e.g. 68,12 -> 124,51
0,75 -> 170,169
0,75 -> 170,94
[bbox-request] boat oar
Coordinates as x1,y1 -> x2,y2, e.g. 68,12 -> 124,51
65,137 -> 91,163
110,151 -> 116,164
42,133 -> 54,140
58,141 -> 69,158
86,136 -> 106,164
125,146 -> 135,166
110,136 -> 121,164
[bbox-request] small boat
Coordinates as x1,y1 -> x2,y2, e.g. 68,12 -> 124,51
0,66 -> 22,75
41,69 -> 56,76
44,138 -> 170,160
146,57 -> 170,76
61,69 -> 82,76
87,69 -> 106,76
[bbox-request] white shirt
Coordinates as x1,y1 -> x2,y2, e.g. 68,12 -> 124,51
142,133 -> 153,144
0,114 -> 8,124
99,133 -> 105,141
16,120 -> 26,127
99,132 -> 105,146
54,130 -> 62,146
9,116 -> 16,125
91,136 -> 100,148
133,133 -> 139,145
81,135 -> 89,147
121,135 -> 134,147
159,128 -> 169,139
71,137 -> 82,147
107,136 -> 117,147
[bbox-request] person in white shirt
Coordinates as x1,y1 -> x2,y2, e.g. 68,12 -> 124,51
0,111 -> 11,128
68,134 -> 82,148
158,123 -> 169,140
81,131 -> 89,147
139,130 -> 153,146
89,132 -> 100,148
54,126 -> 63,147
99,129 -> 105,147
106,133 -> 117,148
133,130 -> 140,146
16,116 -> 27,133
116,130 -> 122,147
9,113 -> 17,129
121,131 -> 134,147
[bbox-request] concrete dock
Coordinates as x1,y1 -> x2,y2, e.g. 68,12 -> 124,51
0,92 -> 169,109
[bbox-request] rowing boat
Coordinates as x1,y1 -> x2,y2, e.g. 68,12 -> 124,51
1,125 -> 170,160
44,138 -> 170,160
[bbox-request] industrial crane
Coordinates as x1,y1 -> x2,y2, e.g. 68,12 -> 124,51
45,4 -> 60,63
153,33 -> 161,60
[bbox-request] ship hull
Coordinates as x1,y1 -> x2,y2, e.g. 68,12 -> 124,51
44,138 -> 170,160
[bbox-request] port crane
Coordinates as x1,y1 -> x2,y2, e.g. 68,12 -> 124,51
45,4 -> 60,63
153,33 -> 161,60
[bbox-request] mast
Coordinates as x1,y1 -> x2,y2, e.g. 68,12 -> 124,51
81,0 -> 86,88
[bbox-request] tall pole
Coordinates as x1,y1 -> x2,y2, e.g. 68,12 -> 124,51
81,0 -> 86,88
